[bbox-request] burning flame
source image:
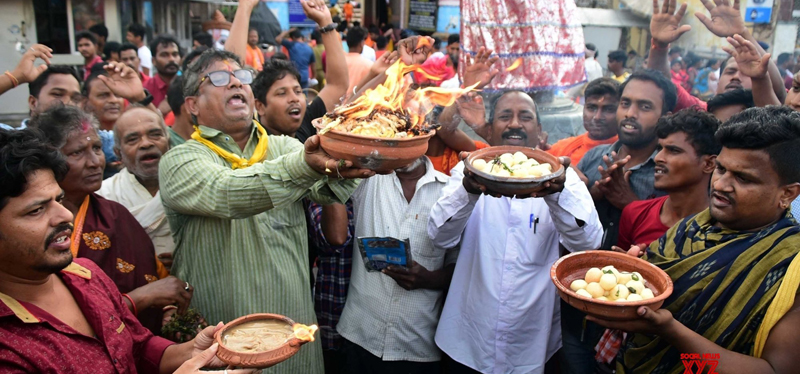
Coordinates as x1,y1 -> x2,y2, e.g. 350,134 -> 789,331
331,61 -> 479,131
292,323 -> 318,342
505,58 -> 523,72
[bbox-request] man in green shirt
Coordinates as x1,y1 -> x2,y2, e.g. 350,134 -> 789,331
158,47 -> 373,373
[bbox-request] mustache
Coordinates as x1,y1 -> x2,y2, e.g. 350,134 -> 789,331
165,62 -> 180,70
712,189 -> 735,204
501,128 -> 528,139
620,118 -> 640,128
45,223 -> 74,250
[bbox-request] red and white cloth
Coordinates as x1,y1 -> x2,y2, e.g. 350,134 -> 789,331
595,328 -> 626,364
460,0 -> 587,91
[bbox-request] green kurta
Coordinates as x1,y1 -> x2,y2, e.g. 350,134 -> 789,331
159,124 -> 357,374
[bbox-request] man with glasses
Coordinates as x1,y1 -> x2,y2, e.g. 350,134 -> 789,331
158,43 -> 374,374
0,45 -> 82,130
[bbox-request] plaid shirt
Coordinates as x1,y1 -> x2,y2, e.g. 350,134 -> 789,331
307,200 -> 355,350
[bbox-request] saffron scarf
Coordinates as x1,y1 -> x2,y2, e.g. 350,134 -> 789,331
619,209 -> 800,373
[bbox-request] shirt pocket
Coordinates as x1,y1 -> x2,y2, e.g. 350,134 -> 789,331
257,205 -> 305,231
516,212 -> 556,267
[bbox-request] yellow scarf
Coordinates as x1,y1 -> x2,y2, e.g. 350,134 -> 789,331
191,119 -> 269,169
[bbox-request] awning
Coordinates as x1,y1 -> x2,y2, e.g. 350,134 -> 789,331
577,7 -> 650,28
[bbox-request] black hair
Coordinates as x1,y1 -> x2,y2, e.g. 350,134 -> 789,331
585,43 -> 597,52
252,59 -> 302,105
346,27 -> 366,48
618,69 -> 678,114
167,75 -> 185,115
716,106 -> 800,184
182,49 -> 242,97
89,24 -> 108,39
353,21 -> 361,28
193,32 -> 214,48
75,31 -> 97,46
0,128 -> 69,211
706,88 -> 755,114
28,104 -> 99,150
182,46 -> 209,72
487,91 -> 540,126
82,69 -> 108,96
149,35 -> 183,57
584,77 -> 619,99
289,29 -> 303,40
628,50 -> 637,56
28,66 -> 81,99
311,29 -> 322,44
656,109 -> 721,156
119,43 -> 138,55
670,58 -> 683,67
376,36 -> 388,50
433,37 -> 442,50
705,58 -> 718,69
668,46 -> 683,56
608,50 -> 627,65
778,53 -> 792,66
368,25 -> 380,35
103,41 -> 121,59
448,34 -> 460,46
127,23 -> 146,39
271,52 -> 288,61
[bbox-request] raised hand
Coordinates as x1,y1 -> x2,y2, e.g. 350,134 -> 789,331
370,51 -> 400,77
396,36 -> 435,65
462,47 -> 500,89
650,0 -> 692,45
301,0 -> 333,27
695,0 -> 746,38
11,44 -> 53,85
722,34 -> 770,79
97,61 -> 146,102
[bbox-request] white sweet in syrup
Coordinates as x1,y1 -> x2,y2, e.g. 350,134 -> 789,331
568,264 -> 657,303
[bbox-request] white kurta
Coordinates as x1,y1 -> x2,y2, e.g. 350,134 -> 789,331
428,163 -> 602,374
97,168 -> 174,255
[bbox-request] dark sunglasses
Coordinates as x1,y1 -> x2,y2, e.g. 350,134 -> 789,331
200,69 -> 254,87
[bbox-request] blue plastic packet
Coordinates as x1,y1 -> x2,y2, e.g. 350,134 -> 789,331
357,236 -> 412,272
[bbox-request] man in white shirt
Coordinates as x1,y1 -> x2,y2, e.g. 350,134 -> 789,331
585,44 -> 604,82
428,91 -> 603,374
97,106 -> 174,268
336,156 -> 456,373
126,23 -> 152,77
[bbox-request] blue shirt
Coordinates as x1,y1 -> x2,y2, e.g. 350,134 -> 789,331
281,39 -> 315,86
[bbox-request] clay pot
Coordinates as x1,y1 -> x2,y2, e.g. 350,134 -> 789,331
313,118 -> 434,173
214,313 -> 312,368
550,250 -> 674,320
465,146 -> 565,196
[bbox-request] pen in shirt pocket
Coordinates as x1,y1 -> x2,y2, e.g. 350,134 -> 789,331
529,214 -> 539,233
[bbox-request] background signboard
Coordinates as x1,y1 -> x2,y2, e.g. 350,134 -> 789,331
744,0 -> 774,23
408,0 -> 437,32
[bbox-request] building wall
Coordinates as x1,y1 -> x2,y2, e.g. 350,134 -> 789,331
0,0 -> 37,119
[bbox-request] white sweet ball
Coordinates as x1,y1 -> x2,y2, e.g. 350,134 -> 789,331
586,282 -> 605,298
585,268 -> 603,283
472,159 -> 488,170
596,296 -> 608,301
609,284 -> 630,300
641,288 -> 655,300
575,289 -> 593,299
626,293 -> 643,302
599,273 -> 618,291
499,153 -> 514,165
512,151 -> 528,164
570,279 -> 588,291
617,272 -> 632,285
626,280 -> 645,295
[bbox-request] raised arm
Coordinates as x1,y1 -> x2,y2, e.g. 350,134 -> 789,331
302,0 -> 348,111
224,0 -> 260,64
649,0 -> 692,78
695,0 -> 786,102
723,35 -> 781,107
0,44 -> 52,97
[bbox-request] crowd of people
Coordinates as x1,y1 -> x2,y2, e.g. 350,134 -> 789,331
1,0 -> 800,373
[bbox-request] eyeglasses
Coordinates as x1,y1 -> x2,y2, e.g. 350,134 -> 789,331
200,69 -> 254,87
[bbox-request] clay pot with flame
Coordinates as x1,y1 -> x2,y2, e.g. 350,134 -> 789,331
214,313 -> 317,368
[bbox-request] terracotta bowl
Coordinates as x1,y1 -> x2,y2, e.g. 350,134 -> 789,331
214,313 -> 312,368
464,146 -> 565,196
313,118 -> 434,173
550,251 -> 674,320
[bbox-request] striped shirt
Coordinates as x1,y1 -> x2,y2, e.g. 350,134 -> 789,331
158,124 -> 358,374
336,158 -> 457,362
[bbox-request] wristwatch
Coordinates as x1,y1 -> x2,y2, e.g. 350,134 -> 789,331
137,89 -> 154,106
319,23 -> 337,34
